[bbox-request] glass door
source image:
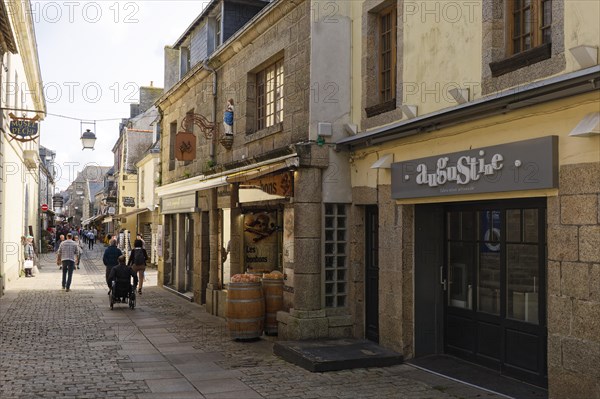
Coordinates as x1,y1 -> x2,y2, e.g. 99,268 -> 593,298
443,199 -> 547,387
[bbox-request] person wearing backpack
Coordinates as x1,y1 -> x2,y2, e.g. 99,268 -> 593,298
127,239 -> 148,295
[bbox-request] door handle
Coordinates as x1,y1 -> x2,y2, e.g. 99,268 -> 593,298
440,266 -> 447,291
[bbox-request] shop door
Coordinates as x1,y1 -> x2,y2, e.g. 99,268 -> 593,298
184,214 -> 194,292
365,206 -> 379,342
443,199 -> 547,387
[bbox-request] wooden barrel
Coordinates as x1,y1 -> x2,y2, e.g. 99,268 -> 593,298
226,282 -> 264,339
262,278 -> 283,335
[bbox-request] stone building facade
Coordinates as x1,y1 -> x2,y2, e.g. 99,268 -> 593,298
336,0 -> 600,397
156,0 -> 359,339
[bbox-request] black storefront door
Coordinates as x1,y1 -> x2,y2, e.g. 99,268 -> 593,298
443,199 -> 547,387
415,199 -> 548,387
365,206 -> 379,343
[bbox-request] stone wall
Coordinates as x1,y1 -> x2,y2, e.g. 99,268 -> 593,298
547,162 -> 600,398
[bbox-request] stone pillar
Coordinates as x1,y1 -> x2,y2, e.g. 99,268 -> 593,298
547,162 -> 600,399
278,167 -> 330,340
230,185 -> 243,276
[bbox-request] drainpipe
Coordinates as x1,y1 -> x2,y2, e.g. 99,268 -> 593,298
203,61 -> 217,162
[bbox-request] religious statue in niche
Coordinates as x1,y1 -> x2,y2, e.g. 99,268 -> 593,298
223,98 -> 234,136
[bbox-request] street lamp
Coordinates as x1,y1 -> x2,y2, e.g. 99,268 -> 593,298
81,129 -> 97,150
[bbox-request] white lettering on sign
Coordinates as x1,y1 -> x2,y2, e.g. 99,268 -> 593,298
414,151 -> 504,187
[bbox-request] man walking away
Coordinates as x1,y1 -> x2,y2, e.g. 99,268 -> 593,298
57,233 -> 81,292
103,238 -> 122,294
88,230 -> 95,250
128,240 -> 148,295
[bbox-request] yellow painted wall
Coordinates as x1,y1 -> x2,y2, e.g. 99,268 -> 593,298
351,92 -> 600,194
351,0 -> 363,127
564,1 -> 600,72
402,1 -> 482,116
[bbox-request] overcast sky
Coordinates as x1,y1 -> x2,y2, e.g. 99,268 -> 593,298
35,1 -> 206,190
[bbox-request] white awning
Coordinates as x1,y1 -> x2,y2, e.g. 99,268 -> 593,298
113,207 -> 153,219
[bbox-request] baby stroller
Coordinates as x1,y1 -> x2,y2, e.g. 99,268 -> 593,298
110,279 -> 136,310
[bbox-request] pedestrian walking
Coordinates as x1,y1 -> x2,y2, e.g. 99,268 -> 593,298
88,230 -> 95,250
73,235 -> 84,269
23,235 -> 35,277
128,239 -> 148,295
56,233 -> 81,292
103,238 -> 122,293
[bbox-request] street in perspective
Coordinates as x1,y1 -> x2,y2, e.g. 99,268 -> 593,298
1,1 -> 599,398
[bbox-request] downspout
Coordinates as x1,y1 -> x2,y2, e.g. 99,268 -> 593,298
203,61 -> 217,162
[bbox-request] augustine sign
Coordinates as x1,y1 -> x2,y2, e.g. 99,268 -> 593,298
391,136 -> 558,199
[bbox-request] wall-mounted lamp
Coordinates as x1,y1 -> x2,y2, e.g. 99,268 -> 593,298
370,154 -> 394,169
448,88 -> 470,104
401,104 -> 418,119
569,112 -> 600,137
569,45 -> 598,69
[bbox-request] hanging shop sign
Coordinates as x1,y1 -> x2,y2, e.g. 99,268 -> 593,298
175,131 -> 197,161
244,211 -> 280,273
391,136 -> 558,199
246,172 -> 293,197
122,197 -> 135,207
7,114 -> 40,142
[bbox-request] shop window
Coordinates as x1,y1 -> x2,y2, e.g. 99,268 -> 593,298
256,59 -> 284,131
324,204 -> 347,308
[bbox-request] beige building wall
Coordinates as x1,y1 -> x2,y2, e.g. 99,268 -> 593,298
0,0 -> 45,286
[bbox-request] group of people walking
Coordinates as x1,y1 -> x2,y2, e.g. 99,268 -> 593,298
102,235 -> 148,295
53,228 -> 148,295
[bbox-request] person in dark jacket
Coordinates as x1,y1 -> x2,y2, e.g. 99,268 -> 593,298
107,255 -> 138,299
103,238 -> 122,292
128,239 -> 148,295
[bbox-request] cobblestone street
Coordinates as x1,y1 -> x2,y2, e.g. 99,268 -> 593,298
0,246 -> 503,399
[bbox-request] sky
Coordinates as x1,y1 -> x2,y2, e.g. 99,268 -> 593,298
34,1 -> 207,190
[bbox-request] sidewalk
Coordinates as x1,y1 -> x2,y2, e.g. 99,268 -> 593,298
0,245 -> 505,399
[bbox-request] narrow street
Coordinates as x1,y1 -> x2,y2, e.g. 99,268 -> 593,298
0,245 -> 504,399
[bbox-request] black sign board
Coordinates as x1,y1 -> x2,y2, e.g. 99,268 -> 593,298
122,197 -> 135,207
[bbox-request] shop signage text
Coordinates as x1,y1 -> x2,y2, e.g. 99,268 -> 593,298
8,114 -> 41,142
161,193 -> 197,214
391,136 -> 558,199
247,172 -> 293,197
416,153 -> 504,187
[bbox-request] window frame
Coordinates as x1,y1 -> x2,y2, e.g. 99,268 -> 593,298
508,0 -> 552,56
256,59 -> 284,131
378,5 -> 397,104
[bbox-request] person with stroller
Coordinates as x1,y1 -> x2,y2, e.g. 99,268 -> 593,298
107,255 -> 138,302
128,239 -> 148,295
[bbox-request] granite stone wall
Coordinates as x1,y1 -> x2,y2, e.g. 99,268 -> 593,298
547,162 -> 600,398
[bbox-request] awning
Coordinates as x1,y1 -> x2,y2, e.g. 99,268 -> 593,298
156,153 -> 298,198
81,214 -> 104,226
112,207 -> 152,219
227,157 -> 298,183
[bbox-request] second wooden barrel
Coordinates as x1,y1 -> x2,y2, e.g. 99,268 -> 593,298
262,278 -> 283,335
226,282 -> 264,339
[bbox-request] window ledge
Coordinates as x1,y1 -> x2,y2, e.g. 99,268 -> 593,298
365,99 -> 396,118
245,122 -> 283,143
489,43 -> 552,77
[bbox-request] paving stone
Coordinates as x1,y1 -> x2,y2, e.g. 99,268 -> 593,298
0,246 -> 505,399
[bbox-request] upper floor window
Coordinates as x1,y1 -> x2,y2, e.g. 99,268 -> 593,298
215,16 -> 222,48
256,59 -> 284,131
378,5 -> 396,104
509,0 -> 552,55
